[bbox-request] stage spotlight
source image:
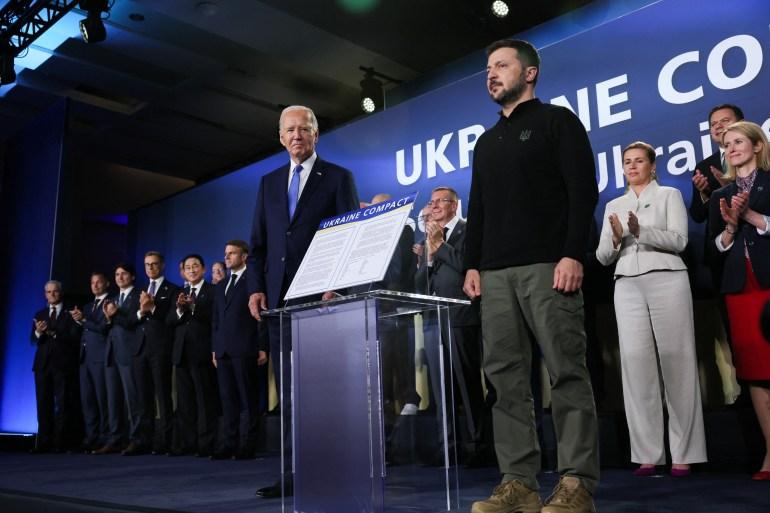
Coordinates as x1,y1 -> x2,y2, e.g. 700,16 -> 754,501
79,12 -> 106,43
360,69 -> 384,114
78,0 -> 109,43
491,0 -> 510,18
0,43 -> 16,85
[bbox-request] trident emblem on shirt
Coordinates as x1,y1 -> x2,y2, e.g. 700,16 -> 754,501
519,129 -> 531,141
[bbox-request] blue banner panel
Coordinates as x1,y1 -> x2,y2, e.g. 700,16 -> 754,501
134,0 -> 770,277
0,100 -> 68,433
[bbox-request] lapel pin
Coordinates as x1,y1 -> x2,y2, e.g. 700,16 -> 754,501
644,204 -> 650,208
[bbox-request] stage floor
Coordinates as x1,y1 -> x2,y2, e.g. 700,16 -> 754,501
0,451 -> 767,512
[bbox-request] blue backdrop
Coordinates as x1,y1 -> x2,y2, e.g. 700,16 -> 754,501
0,100 -> 68,433
3,0 -> 770,432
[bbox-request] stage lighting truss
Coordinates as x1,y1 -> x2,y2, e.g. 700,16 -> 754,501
0,1 -> 81,55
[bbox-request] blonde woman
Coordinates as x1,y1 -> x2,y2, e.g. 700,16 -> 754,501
597,141 -> 707,477
709,121 -> 770,480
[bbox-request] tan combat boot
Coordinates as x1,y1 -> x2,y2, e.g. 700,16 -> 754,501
540,476 -> 596,513
471,479 -> 542,513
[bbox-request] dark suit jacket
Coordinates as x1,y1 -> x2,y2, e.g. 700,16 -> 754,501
247,156 -> 359,308
135,279 -> 179,357
415,219 -> 479,327
105,288 -> 141,366
691,151 -> 726,266
709,169 -> 770,294
168,282 -> 215,365
80,297 -> 109,364
212,272 -> 264,358
690,151 -> 724,223
31,305 -> 81,372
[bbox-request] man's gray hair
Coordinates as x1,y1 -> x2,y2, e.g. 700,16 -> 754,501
278,105 -> 318,133
45,280 -> 62,291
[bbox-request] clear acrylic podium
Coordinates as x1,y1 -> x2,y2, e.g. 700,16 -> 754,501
264,290 -> 470,513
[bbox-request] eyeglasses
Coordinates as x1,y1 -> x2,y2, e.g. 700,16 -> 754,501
425,198 -> 455,207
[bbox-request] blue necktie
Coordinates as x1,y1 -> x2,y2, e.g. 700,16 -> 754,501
288,164 -> 302,219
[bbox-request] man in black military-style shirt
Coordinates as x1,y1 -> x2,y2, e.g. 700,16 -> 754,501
463,39 -> 599,513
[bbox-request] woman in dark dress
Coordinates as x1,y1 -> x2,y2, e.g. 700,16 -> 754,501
709,121 -> 770,480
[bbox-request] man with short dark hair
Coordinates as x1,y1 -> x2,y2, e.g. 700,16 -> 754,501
101,263 -> 144,455
71,272 -> 111,453
133,251 -> 180,455
168,254 -> 219,456
464,39 -> 599,513
212,240 -> 267,460
30,280 -> 81,452
690,104 -> 744,340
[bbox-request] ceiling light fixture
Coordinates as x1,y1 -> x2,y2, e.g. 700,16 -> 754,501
491,0 -> 510,18
360,68 -> 384,114
358,66 -> 402,114
78,0 -> 110,44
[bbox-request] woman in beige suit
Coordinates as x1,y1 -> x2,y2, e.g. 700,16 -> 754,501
597,141 -> 707,477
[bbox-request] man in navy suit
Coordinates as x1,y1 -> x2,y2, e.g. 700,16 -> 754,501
168,254 -> 219,457
212,240 -> 267,460
690,104 -> 744,340
133,251 -> 180,455
100,263 -> 144,455
30,280 -> 81,452
71,272 -> 111,452
247,105 -> 358,498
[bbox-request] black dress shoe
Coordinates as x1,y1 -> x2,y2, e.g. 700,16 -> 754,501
29,447 -> 51,454
167,449 -> 189,457
256,478 -> 293,498
209,451 -> 233,460
121,443 -> 147,456
233,449 -> 256,460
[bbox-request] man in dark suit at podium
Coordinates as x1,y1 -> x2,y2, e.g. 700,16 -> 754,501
212,240 -> 267,460
135,251 -> 179,455
247,105 -> 358,498
31,280 -> 81,452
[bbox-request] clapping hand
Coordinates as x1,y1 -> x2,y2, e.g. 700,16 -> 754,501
70,306 -> 83,322
608,213 -> 623,248
627,211 -> 640,238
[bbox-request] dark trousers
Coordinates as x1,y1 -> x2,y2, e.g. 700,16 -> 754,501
80,360 -> 109,446
380,316 -> 420,414
175,356 -> 219,454
116,361 -> 145,445
34,366 -> 76,450
217,355 -> 260,453
104,360 -> 126,446
424,320 -> 486,454
133,350 -> 174,451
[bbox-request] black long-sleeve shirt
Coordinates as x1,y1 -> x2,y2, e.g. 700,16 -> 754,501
465,98 -> 598,271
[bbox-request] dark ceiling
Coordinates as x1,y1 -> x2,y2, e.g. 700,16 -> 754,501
0,0 -> 593,214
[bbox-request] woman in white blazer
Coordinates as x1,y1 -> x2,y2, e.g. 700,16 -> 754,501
596,141 -> 707,477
